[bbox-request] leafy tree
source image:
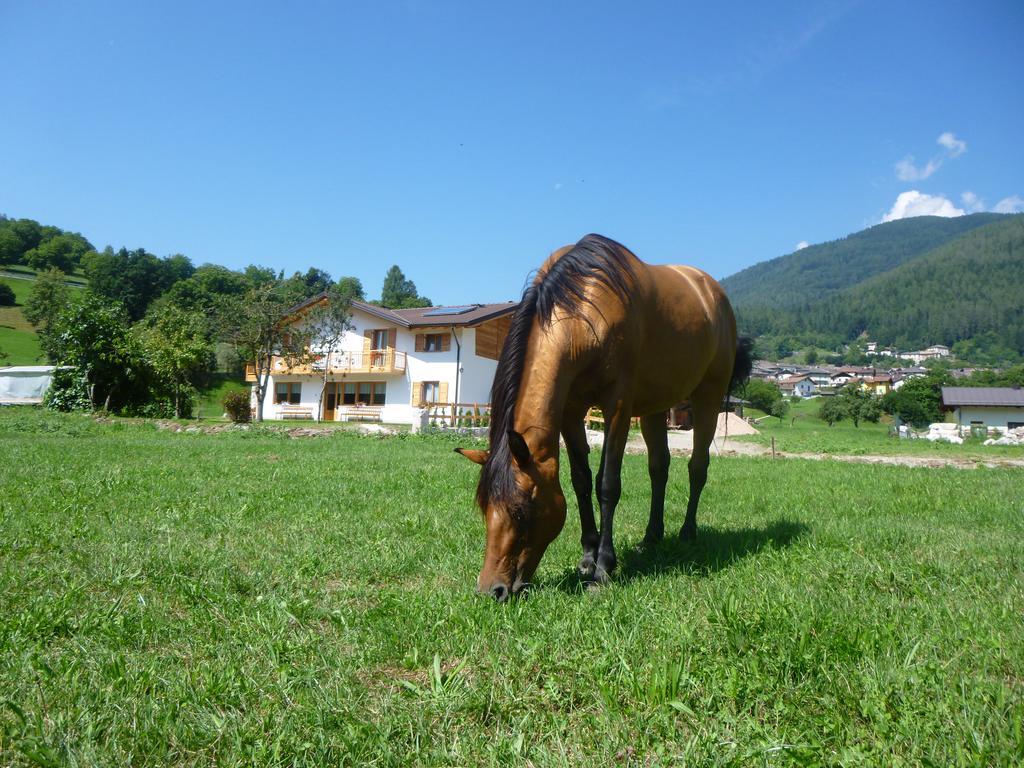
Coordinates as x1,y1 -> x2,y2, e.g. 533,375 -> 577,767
0,282 -> 14,306
819,397 -> 846,427
304,284 -> 356,421
0,228 -> 24,265
804,348 -> 819,365
23,268 -> 72,356
335,276 -> 365,301
768,398 -> 790,422
45,293 -> 142,411
243,265 -> 278,288
218,283 -> 314,421
85,247 -> 182,321
881,373 -> 951,428
136,304 -> 215,418
741,379 -> 784,413
379,265 -> 431,309
24,233 -> 92,272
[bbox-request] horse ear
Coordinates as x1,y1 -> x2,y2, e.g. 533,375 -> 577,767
507,429 -> 532,470
454,447 -> 489,465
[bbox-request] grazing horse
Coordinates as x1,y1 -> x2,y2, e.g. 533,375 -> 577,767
457,234 -> 751,601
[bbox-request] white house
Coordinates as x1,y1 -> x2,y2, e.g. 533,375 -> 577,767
247,297 -> 517,424
941,387 -> 1024,433
779,374 -> 817,398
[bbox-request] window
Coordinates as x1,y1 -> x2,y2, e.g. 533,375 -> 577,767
423,381 -> 440,403
275,382 -> 301,405
416,333 -> 450,353
341,381 -> 386,406
372,329 -> 389,350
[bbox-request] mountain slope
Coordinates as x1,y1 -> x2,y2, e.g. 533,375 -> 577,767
721,213 -> 1006,309
727,215 -> 1024,359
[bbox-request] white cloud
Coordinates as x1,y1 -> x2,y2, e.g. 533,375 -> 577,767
993,195 -> 1024,214
961,191 -> 985,213
795,240 -> 809,250
882,190 -> 965,222
893,131 -> 967,181
896,156 -> 940,182
937,131 -> 967,157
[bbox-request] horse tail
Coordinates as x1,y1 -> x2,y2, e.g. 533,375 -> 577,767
729,336 -> 754,395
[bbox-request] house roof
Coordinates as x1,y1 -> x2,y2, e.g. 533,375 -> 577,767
286,293 -> 519,329
941,387 -> 1024,407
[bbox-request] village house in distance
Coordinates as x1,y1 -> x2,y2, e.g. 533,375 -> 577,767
246,297 -> 516,424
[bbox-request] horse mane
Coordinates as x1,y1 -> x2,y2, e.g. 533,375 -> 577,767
476,233 -> 637,512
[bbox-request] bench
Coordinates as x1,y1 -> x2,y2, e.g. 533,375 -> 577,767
336,405 -> 383,422
279,405 -> 315,420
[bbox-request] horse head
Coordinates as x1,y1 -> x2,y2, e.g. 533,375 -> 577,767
456,430 -> 566,601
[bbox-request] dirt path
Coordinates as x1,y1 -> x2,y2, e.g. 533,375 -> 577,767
618,430 -> 1024,470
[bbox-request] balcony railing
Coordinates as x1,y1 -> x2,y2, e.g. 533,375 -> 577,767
245,350 -> 406,381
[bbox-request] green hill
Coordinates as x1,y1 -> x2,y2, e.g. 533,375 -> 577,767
724,214 -> 1024,362
722,213 -> 1006,309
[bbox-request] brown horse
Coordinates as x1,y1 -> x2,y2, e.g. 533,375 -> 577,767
457,234 -> 751,601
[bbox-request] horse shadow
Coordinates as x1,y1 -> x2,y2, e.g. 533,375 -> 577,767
539,518 -> 809,595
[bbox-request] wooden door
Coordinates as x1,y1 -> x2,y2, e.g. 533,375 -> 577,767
323,383 -> 338,421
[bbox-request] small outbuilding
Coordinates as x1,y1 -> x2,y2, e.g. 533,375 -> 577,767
0,366 -> 60,405
941,387 -> 1024,433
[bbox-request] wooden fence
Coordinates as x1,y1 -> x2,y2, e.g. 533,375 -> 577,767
425,402 -> 492,428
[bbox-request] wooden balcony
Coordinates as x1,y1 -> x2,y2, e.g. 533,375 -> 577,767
245,350 -> 407,381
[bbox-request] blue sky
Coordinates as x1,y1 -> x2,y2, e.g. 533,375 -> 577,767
2,1 -> 1022,305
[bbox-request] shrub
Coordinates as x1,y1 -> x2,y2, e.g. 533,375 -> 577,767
0,282 -> 15,306
43,367 -> 91,412
222,390 -> 252,423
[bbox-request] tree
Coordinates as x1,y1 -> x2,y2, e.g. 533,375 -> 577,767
23,268 -> 72,357
136,304 -> 215,418
768,398 -> 790,422
819,397 -> 846,427
741,379 -> 784,413
804,348 -> 819,365
335,276 -> 365,301
303,284 -> 355,421
0,282 -> 14,306
0,228 -> 24,265
379,265 -> 431,308
45,293 -> 141,411
23,233 -> 92,272
881,373 -> 950,428
218,283 -> 314,422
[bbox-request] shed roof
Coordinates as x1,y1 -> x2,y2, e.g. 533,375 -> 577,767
941,387 -> 1024,407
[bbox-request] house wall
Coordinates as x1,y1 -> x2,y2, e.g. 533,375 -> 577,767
954,406 -> 1024,431
252,309 -> 501,424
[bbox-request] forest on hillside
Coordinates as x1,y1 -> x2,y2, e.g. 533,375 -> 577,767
728,215 -> 1024,364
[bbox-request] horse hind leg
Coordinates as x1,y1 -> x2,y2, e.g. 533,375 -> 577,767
681,387 -> 725,541
640,412 -> 670,546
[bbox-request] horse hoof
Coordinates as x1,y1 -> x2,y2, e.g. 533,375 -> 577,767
578,556 -> 597,581
679,525 -> 697,542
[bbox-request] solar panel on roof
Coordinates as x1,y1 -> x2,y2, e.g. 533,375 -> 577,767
421,305 -> 477,316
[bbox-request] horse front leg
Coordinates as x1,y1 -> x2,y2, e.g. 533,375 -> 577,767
681,392 -> 721,541
562,414 -> 599,580
595,401 -> 632,583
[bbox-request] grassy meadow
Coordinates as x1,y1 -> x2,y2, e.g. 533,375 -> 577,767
736,398 -> 1024,460
1,407 -> 1023,766
0,277 -> 44,365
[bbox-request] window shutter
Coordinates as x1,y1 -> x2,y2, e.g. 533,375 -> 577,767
439,381 -> 449,403
415,334 -> 425,352
441,334 -> 451,352
411,382 -> 423,407
388,328 -> 397,350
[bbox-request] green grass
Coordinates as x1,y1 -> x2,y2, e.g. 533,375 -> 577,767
1,407 -> 1022,765
739,397 -> 1024,460
194,374 -> 252,420
0,278 -> 45,365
